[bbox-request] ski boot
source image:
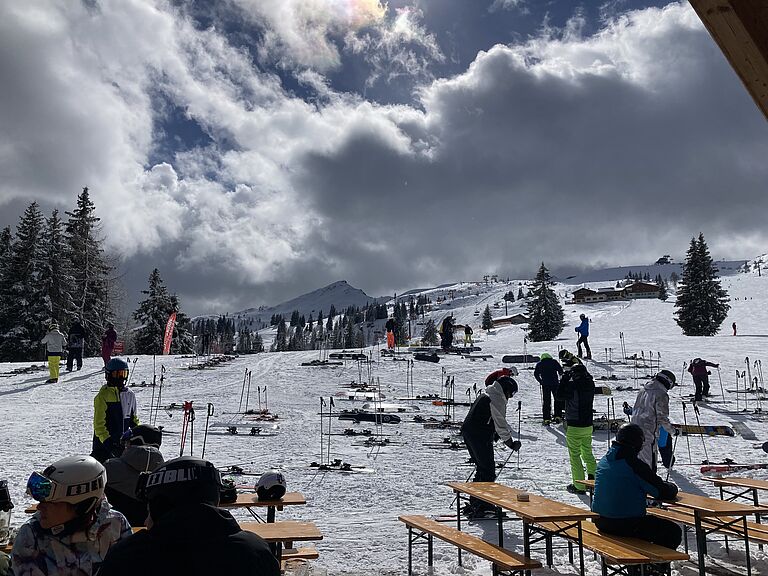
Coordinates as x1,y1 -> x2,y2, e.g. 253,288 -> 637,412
566,484 -> 586,495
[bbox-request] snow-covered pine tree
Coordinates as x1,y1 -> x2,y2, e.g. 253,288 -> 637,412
526,263 -> 565,342
655,274 -> 669,301
64,188 -> 114,351
422,318 -> 438,346
40,210 -> 75,324
674,233 -> 730,336
0,203 -> 49,360
517,287 -> 524,300
481,305 -> 493,330
169,294 -> 194,353
133,268 -> 192,354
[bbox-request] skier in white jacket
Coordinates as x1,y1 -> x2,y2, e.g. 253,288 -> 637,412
630,370 -> 677,471
41,323 -> 68,383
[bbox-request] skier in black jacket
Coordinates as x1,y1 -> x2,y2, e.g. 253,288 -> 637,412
67,319 -> 87,372
460,376 -> 521,517
533,352 -> 563,423
98,457 -> 279,576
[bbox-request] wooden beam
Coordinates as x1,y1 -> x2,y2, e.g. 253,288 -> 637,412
689,0 -> 768,121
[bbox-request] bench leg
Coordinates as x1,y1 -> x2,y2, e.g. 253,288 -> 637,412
408,527 -> 413,576
754,488 -> 764,552
694,512 -> 706,576
428,534 -> 433,569
743,517 -> 752,576
523,520 -> 531,576
545,533 -> 553,567
577,522 -> 586,576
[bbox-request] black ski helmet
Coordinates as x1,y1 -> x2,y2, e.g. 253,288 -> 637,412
580,314 -> 586,320
256,471 -> 287,501
105,358 -> 130,386
616,424 -> 645,453
655,369 -> 676,390
123,424 -> 163,448
137,456 -> 221,520
497,376 -> 518,398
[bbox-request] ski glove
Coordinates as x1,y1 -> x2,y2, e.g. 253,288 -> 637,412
622,402 -> 632,416
103,436 -> 121,458
504,439 -> 522,452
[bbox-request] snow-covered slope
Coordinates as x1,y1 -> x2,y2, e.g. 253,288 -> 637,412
560,260 -> 745,284
2,271 -> 767,576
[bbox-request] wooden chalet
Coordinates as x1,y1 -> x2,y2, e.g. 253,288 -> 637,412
492,314 -> 529,327
570,282 -> 660,303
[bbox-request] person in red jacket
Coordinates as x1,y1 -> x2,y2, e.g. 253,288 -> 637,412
101,323 -> 118,368
484,366 -> 518,387
688,358 -> 719,402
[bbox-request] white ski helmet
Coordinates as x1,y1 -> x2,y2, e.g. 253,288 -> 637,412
256,471 -> 286,501
27,455 -> 106,513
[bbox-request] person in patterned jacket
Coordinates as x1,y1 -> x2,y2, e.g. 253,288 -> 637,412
10,455 -> 130,576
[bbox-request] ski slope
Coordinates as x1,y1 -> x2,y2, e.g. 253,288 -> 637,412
2,271 -> 768,576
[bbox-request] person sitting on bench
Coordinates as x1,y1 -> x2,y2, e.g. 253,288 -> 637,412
592,424 -> 682,557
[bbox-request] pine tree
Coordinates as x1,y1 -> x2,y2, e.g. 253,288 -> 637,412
674,234 -> 730,336
133,269 -> 192,354
517,287 -> 524,300
0,203 -> 49,360
40,210 -> 75,323
272,318 -> 288,351
481,305 -> 493,330
656,275 -> 668,301
526,263 -> 565,342
422,318 -> 438,346
65,187 -> 114,351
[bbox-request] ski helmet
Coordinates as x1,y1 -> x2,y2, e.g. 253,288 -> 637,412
105,358 -> 130,385
580,314 -> 586,320
497,376 -> 518,398
616,424 -> 645,453
655,369 -> 676,390
540,353 -> 552,360
26,456 -> 106,515
256,471 -> 287,501
122,424 -> 162,447
137,457 -> 221,520
505,366 -> 519,377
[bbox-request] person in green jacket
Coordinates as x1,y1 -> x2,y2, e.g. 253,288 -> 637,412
92,358 -> 139,464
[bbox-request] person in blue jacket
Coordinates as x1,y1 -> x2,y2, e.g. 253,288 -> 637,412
592,424 -> 681,552
575,314 -> 591,359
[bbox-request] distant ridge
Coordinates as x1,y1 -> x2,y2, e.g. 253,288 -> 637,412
560,260 -> 746,285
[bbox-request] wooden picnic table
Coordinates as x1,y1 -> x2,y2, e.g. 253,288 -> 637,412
219,492 -> 307,522
446,481 -> 597,576
582,479 -> 768,576
240,520 -> 323,562
701,476 -> 768,519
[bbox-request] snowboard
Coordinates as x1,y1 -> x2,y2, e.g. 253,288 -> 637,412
432,399 -> 472,407
673,424 -> 735,437
328,352 -> 368,360
414,352 -> 440,363
502,354 -> 540,363
301,359 -> 343,367
337,410 -> 401,424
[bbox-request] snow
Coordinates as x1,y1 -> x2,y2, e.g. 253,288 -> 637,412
2,271 -> 768,576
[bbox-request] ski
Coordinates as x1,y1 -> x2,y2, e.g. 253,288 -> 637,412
502,354 -> 540,364
701,463 -> 768,473
673,424 -> 735,437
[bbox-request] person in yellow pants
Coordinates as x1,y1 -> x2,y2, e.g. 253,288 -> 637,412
41,323 -> 68,383
557,349 -> 605,494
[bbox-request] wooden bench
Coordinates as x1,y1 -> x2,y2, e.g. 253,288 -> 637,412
535,520 -> 688,576
399,515 -> 541,575
280,547 -> 320,572
649,506 -> 768,550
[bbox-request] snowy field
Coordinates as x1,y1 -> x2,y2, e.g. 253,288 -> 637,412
2,270 -> 768,576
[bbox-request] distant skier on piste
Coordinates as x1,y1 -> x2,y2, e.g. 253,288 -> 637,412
460,376 -> 521,517
464,324 -> 473,346
557,349 -> 610,494
385,317 -> 396,350
534,353 -> 564,423
630,370 -> 678,472
92,358 -> 140,464
575,314 -> 591,360
67,319 -> 87,372
41,322 -> 67,383
687,357 -> 719,402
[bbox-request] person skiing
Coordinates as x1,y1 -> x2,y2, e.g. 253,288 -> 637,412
40,323 -> 68,383
534,352 -> 564,423
11,455 -> 131,575
439,316 -> 454,351
97,457 -> 280,576
385,317 -> 396,350
464,324 -> 474,346
592,424 -> 682,570
92,358 -> 140,464
104,425 -> 165,526
557,349 -> 606,494
732,322 -> 737,336
631,370 -> 677,471
101,323 -> 118,368
575,314 -> 591,360
687,357 -> 719,402
460,376 -> 521,517
67,319 -> 87,372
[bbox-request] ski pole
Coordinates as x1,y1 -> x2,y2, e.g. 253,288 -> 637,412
495,449 -> 517,483
717,367 -> 725,402
126,357 -> 138,388
665,431 -> 680,482
681,402 -> 692,463
201,403 -> 214,459
517,400 -> 522,470
692,402 -> 710,464
680,361 -> 687,390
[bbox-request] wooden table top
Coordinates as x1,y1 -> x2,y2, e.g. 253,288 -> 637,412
446,482 -> 598,522
582,479 -> 768,517
240,520 -> 323,543
701,476 -> 768,492
219,492 -> 307,509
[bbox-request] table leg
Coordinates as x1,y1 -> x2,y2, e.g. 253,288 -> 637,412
523,520 -> 531,576
753,488 -> 764,551
267,505 -> 276,523
497,506 -> 504,547
428,534 -> 433,569
694,512 -> 705,576
456,492 -> 463,567
577,521 -> 585,576
743,516 -> 752,576
407,527 -> 413,575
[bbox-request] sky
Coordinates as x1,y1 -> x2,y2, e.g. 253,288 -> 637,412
1,0 -> 766,316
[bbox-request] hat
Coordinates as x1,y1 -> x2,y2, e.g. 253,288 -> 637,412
137,457 -> 221,520
540,353 -> 552,360
497,376 -> 518,398
656,369 -> 676,390
123,424 -> 162,447
616,424 -> 645,453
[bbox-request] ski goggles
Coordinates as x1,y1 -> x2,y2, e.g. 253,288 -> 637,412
108,369 -> 129,380
26,472 -> 56,502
